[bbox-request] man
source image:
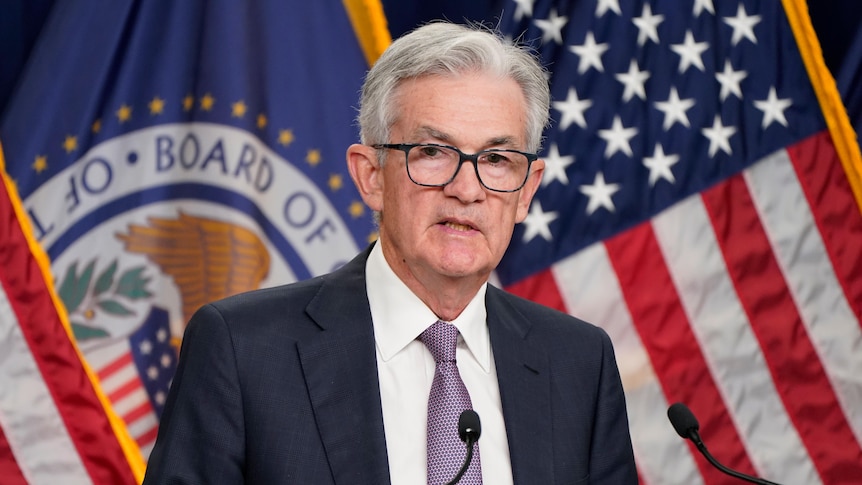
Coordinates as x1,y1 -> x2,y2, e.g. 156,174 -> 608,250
144,22 -> 638,484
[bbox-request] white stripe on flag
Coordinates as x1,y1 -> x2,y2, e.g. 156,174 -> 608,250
745,148 -> 862,446
0,285 -> 91,484
83,339 -> 156,447
551,242 -> 703,485
123,407 -> 158,444
652,188 -> 820,485
99,359 -> 138,394
112,386 -> 151,420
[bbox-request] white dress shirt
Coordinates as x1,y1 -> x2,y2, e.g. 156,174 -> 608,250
366,241 -> 514,485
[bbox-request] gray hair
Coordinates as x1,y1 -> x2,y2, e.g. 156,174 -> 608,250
357,22 -> 550,154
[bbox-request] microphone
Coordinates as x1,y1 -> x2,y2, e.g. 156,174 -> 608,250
667,403 -> 782,485
444,410 -> 481,485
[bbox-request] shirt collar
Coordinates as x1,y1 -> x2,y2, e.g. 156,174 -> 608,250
366,241 -> 491,372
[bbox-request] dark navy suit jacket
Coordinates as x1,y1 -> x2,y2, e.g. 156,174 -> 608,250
143,245 -> 638,484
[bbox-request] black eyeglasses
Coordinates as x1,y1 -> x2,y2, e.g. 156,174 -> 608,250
371,143 -> 537,193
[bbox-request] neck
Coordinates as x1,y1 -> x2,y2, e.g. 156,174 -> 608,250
413,275 -> 485,322
379,243 -> 487,322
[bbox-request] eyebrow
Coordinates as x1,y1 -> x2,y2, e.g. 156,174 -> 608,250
411,125 -> 519,149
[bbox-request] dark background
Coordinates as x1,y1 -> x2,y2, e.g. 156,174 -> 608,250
1,1 -> 860,134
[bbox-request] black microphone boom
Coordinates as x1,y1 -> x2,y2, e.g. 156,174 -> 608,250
667,403 -> 782,485
445,410 -> 481,485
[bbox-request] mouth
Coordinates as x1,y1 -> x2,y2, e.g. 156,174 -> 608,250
440,220 -> 477,232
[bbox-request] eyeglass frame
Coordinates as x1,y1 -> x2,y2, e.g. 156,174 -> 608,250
371,143 -> 539,193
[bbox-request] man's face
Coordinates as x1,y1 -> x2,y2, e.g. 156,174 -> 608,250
373,73 -> 544,287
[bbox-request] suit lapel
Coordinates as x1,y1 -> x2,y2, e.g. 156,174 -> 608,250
487,286 -> 554,485
299,248 -> 391,485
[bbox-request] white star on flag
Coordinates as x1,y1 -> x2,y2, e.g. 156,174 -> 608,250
534,8 -> 568,44
643,144 -> 680,185
541,144 -> 575,186
139,339 -> 152,355
512,0 -> 534,22
595,0 -> 621,17
521,200 -> 559,242
654,86 -> 695,130
701,114 -> 737,157
670,30 -> 709,73
615,59 -> 651,102
598,116 -> 638,158
693,0 -> 715,16
579,171 -> 621,215
754,87 -> 793,128
723,4 -> 762,46
715,60 -> 748,101
553,87 -> 593,129
632,3 -> 664,46
569,32 -> 609,73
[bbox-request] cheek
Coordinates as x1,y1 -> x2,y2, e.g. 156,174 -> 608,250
381,180 -> 424,235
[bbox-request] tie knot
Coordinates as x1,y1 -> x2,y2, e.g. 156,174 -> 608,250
419,321 -> 459,363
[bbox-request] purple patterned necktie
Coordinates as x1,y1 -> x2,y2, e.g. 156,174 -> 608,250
419,321 -> 482,485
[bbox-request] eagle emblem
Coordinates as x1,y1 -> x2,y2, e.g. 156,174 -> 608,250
116,212 -> 271,326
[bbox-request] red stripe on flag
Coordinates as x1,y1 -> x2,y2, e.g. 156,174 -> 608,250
108,378 -> 141,403
122,401 -> 154,424
702,172 -> 862,482
136,425 -> 160,448
603,221 -> 760,483
786,131 -> 862,321
97,352 -> 133,381
504,267 -> 567,312
0,426 -> 28,485
0,181 -> 137,484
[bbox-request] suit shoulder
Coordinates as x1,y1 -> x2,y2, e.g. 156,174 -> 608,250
202,245 -> 370,319
488,284 -> 610,341
208,274 -> 325,315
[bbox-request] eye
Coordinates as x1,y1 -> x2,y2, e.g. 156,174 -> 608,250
482,151 -> 512,164
418,145 -> 443,157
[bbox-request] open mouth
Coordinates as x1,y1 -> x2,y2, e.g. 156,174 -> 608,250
442,221 -> 475,232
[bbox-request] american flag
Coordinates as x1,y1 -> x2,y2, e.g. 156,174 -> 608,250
86,307 -> 175,458
497,0 -> 862,483
0,150 -> 142,483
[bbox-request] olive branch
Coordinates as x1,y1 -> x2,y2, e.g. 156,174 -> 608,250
57,259 -> 153,341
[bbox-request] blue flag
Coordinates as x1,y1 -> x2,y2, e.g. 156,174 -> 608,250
0,0 -> 384,462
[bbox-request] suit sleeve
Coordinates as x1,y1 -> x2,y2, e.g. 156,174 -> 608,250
589,329 -> 639,483
143,304 -> 246,484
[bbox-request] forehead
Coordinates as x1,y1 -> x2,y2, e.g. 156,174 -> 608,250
391,73 -> 528,149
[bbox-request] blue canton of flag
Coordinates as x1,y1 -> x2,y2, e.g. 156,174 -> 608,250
499,0 -> 822,283
498,1 -> 862,484
130,308 -> 176,420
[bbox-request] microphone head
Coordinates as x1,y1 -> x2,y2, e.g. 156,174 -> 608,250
458,409 -> 481,443
667,402 -> 700,439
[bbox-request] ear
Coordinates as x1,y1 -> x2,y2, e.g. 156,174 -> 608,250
515,158 -> 544,223
346,143 -> 384,212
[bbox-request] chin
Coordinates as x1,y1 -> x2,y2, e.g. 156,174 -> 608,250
435,259 -> 491,280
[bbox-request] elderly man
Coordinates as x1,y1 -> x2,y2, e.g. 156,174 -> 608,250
144,21 -> 637,485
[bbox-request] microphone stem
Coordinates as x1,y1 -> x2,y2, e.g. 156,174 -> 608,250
444,439 -> 475,485
691,433 -> 781,485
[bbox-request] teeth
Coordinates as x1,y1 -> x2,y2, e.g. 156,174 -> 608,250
444,221 -> 472,231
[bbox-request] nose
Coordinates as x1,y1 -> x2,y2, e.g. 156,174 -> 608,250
443,159 -> 486,202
